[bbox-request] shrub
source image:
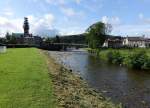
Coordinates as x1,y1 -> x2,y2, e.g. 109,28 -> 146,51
106,50 -> 113,63
142,57 -> 150,70
128,50 -> 148,69
99,49 -> 150,70
106,51 -> 124,64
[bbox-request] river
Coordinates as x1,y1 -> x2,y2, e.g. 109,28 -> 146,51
48,50 -> 150,108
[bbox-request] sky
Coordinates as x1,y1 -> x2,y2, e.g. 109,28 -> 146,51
0,0 -> 150,37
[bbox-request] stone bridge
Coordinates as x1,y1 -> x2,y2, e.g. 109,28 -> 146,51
40,43 -> 88,51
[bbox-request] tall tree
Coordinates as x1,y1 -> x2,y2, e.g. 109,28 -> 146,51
0,38 -> 6,44
55,35 -> 60,43
5,32 -> 11,41
9,34 -> 17,44
86,22 -> 112,48
45,37 -> 53,43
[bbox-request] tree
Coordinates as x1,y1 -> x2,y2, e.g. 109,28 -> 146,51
0,38 -> 6,44
55,35 -> 60,43
6,32 -> 11,41
45,37 -> 53,43
5,32 -> 12,44
10,34 -> 17,44
86,22 -> 112,48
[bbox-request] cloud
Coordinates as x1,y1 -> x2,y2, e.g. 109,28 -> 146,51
3,10 -> 13,17
33,27 -> 59,37
138,13 -> 150,24
0,8 -> 14,17
45,0 -> 81,5
100,15 -> 150,37
59,26 -> 85,35
45,0 -> 66,6
75,0 -> 81,4
81,0 -> 103,12
112,13 -> 150,36
44,0 -> 85,17
112,24 -> 150,36
61,6 -> 85,18
101,16 -> 121,25
61,7 -> 76,16
0,16 -> 23,37
27,14 -> 59,37
139,13 -> 144,19
0,13 -> 59,37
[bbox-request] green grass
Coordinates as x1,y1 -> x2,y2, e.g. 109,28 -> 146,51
0,48 -> 54,108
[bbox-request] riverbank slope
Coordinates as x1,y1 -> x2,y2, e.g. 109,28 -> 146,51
44,51 -> 121,108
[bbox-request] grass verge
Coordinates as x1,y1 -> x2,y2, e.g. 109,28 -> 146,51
0,48 -> 54,108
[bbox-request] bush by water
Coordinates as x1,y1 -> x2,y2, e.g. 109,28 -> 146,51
96,49 -> 150,70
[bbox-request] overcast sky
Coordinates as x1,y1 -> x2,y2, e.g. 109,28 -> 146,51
0,0 -> 150,37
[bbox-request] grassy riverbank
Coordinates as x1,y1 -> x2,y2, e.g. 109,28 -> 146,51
0,48 -> 54,108
0,48 -> 121,108
88,48 -> 150,70
45,51 -> 122,108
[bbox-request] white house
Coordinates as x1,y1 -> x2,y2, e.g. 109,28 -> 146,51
0,43 -> 7,53
145,38 -> 150,48
123,36 -> 146,48
103,36 -> 150,48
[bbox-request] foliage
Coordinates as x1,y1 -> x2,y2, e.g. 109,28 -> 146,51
9,35 -> 17,44
54,35 -> 60,43
97,49 -> 150,70
106,50 -> 114,63
0,38 -> 6,44
86,22 -> 112,48
49,34 -> 86,44
44,37 -> 53,43
6,32 -> 11,41
142,57 -> 150,70
127,50 -> 149,69
106,50 -> 124,64
0,48 -> 54,108
5,32 -> 18,44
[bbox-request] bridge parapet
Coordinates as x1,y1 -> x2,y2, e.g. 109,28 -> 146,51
40,43 -> 88,51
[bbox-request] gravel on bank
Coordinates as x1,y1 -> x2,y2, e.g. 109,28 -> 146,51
44,51 -> 122,108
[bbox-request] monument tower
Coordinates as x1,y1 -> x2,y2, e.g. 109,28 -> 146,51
23,17 -> 30,37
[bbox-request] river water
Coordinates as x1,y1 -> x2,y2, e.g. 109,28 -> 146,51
48,50 -> 150,108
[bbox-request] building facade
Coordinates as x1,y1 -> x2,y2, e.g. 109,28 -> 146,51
123,36 -> 150,48
144,38 -> 150,48
10,17 -> 42,46
11,33 -> 42,46
103,36 -> 123,48
103,36 -> 150,48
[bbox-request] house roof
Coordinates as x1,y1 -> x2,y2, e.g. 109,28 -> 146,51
145,38 -> 150,42
106,36 -> 123,42
107,36 -> 122,39
127,37 -> 145,41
